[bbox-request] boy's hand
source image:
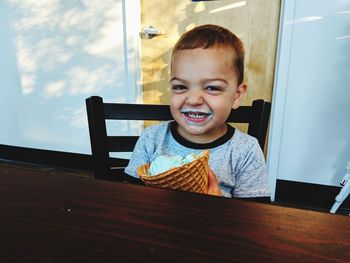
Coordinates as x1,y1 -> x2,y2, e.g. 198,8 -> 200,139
207,168 -> 222,196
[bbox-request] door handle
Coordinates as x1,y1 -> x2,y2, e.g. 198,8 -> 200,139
140,26 -> 165,39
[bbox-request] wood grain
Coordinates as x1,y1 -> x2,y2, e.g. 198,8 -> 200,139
1,164 -> 350,262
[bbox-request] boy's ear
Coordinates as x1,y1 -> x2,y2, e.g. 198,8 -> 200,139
232,82 -> 247,109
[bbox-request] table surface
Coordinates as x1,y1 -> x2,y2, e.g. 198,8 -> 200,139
1,163 -> 350,263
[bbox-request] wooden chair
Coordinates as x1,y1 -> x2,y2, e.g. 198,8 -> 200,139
85,96 -> 271,182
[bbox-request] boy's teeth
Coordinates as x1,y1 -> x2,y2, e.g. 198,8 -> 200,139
187,113 -> 206,118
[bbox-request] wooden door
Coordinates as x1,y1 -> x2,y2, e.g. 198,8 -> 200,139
140,0 -> 280,140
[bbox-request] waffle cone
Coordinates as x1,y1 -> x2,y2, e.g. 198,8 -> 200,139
137,150 -> 209,194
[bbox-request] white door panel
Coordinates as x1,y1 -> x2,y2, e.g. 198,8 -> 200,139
267,0 -> 350,200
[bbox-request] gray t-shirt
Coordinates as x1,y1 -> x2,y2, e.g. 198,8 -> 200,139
125,121 -> 270,198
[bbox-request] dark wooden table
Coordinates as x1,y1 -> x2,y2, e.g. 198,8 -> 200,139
1,163 -> 350,262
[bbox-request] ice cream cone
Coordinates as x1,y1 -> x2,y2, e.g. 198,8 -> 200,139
137,150 -> 209,194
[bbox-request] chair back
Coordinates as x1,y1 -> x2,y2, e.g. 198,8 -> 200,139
85,96 -> 271,181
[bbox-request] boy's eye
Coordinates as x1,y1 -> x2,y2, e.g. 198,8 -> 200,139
172,84 -> 187,93
206,85 -> 222,93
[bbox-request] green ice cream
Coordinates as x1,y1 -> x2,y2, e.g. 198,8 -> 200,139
148,151 -> 205,176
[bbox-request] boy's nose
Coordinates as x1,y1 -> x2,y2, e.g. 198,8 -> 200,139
186,90 -> 203,105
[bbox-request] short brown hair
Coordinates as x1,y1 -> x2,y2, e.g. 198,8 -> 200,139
172,24 -> 245,84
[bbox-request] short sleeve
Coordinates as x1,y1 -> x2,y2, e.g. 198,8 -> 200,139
124,128 -> 155,178
232,141 -> 270,198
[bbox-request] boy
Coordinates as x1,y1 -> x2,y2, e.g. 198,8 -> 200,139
125,24 -> 270,199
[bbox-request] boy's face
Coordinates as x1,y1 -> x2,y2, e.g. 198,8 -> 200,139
170,47 -> 247,143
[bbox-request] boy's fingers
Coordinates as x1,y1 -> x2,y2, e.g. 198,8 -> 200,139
207,168 -> 222,196
208,168 -> 214,182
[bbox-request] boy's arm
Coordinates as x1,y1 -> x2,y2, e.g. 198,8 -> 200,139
124,130 -> 154,178
207,169 -> 271,202
232,140 -> 270,198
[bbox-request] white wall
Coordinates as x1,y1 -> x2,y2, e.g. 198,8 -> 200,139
0,0 -> 142,154
267,0 -> 350,200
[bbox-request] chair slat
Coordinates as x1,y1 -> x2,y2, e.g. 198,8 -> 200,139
226,106 -> 253,123
104,103 -> 173,120
108,136 -> 139,152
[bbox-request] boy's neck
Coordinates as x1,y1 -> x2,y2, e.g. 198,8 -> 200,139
170,122 -> 235,149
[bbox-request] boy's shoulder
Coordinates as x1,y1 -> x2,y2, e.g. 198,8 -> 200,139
141,122 -> 170,137
143,121 -> 169,131
230,128 -> 260,150
233,128 -> 257,141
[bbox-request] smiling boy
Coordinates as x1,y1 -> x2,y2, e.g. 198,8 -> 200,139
125,24 -> 270,199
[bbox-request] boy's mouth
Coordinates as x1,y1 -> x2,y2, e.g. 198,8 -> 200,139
180,110 -> 212,123
186,112 -> 209,118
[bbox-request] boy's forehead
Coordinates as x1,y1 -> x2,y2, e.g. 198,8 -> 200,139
170,48 -> 239,83
171,47 -> 237,70
173,46 -> 237,57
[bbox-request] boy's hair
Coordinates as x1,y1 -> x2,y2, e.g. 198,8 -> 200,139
172,24 -> 245,85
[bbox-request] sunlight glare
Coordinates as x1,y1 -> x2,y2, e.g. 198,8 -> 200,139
209,1 -> 246,14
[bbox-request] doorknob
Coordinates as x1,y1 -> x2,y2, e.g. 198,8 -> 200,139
140,26 -> 165,39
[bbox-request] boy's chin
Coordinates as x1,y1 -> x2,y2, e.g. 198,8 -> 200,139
179,122 -> 228,141
182,125 -> 208,136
